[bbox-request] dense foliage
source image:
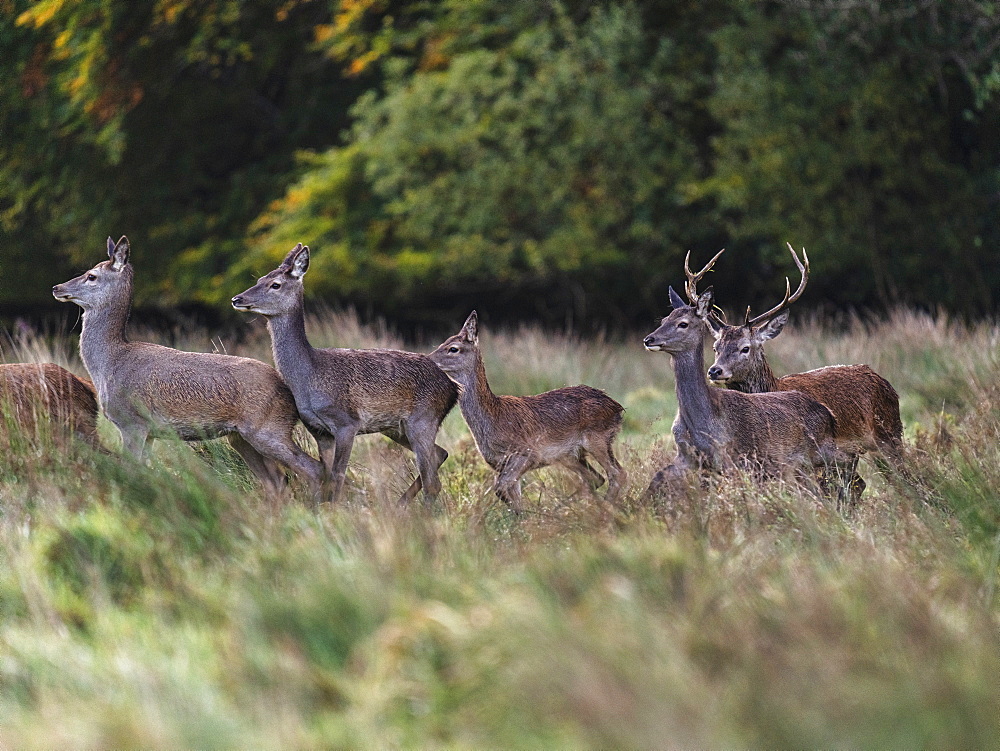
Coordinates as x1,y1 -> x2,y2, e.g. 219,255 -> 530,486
3,0 -> 999,326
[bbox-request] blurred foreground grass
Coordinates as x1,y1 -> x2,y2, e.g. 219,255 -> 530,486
0,308 -> 997,747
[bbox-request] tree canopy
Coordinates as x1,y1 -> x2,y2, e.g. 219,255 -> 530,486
4,0 -> 999,328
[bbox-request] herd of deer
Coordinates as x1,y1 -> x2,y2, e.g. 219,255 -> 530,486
0,235 -> 903,513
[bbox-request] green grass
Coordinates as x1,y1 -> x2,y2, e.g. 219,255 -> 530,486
0,308 -> 997,747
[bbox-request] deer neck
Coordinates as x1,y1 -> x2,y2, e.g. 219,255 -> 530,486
731,357 -> 780,394
453,354 -> 504,447
79,288 -> 132,386
265,298 -> 315,385
671,340 -> 721,456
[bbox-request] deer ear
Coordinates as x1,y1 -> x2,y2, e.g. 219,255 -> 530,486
110,236 -> 130,271
461,310 -> 479,343
280,242 -> 304,268
668,286 -> 686,310
288,245 -> 310,279
695,286 -> 715,320
707,315 -> 726,340
754,311 -> 788,342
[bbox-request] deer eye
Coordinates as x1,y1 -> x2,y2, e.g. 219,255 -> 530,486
448,346 -> 460,353
741,346 -> 750,354
86,273 -> 97,281
677,321 -> 688,329
270,282 -> 281,289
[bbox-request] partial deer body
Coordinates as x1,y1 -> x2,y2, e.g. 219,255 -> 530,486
428,311 -> 625,513
53,236 -> 323,499
705,244 -> 903,502
232,244 -> 457,504
643,285 -> 843,495
0,363 -> 100,448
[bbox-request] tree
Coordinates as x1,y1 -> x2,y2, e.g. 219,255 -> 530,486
229,1 -> 729,328
704,0 -> 1000,314
2,0 -> 355,309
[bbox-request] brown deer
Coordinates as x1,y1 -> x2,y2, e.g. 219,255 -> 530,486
232,243 -> 458,505
703,244 -> 904,502
428,311 -> 625,513
53,236 -> 324,499
642,256 -> 846,496
0,363 -> 101,449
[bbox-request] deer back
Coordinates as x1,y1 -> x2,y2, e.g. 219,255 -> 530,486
776,365 -> 903,451
0,363 -> 100,447
107,344 -> 302,440
305,347 -> 458,428
711,386 -> 839,469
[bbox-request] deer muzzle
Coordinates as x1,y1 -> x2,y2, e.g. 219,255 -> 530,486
231,295 -> 252,311
707,365 -> 728,381
52,284 -> 74,302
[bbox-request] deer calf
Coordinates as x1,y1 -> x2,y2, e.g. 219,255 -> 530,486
232,243 -> 458,505
428,311 -> 625,513
704,245 -> 903,502
53,236 -> 324,499
0,363 -> 100,449
643,281 -> 844,496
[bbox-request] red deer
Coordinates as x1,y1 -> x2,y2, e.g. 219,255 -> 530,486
643,253 -> 847,497
703,244 -> 903,503
428,311 -> 625,513
53,236 -> 324,500
232,243 -> 457,505
0,363 -> 100,449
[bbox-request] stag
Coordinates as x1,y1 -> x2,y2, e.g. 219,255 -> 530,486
643,252 -> 846,497
703,244 -> 904,504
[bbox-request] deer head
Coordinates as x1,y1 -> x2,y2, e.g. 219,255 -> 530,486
707,244 -> 809,384
643,286 -> 716,354
232,243 -> 310,317
428,311 -> 480,384
52,236 -> 133,311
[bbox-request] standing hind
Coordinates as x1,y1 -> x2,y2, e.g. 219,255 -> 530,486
429,311 -> 625,513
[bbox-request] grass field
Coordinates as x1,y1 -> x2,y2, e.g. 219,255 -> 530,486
0,308 -> 998,747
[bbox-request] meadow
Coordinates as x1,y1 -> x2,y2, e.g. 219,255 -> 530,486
0,307 -> 998,747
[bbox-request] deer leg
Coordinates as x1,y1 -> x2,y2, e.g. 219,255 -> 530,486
228,433 -> 286,498
325,424 -> 358,503
587,437 -> 627,505
382,428 -> 424,505
402,417 -> 449,505
494,455 -> 531,514
561,455 -> 605,493
311,430 -> 337,488
117,422 -> 150,461
240,427 -> 324,504
643,459 -> 689,502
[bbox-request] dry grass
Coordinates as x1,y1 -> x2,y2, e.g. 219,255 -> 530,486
0,307 -> 996,747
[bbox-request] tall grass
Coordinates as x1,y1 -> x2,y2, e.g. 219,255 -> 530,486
0,308 -> 997,747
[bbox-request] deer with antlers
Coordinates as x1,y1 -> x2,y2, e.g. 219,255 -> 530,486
643,252 -> 847,497
702,244 -> 904,505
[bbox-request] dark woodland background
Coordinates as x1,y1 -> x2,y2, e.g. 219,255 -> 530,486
3,0 -> 999,332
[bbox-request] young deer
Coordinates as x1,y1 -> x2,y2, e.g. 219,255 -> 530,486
231,244 -> 458,505
642,275 -> 844,496
0,363 -> 100,449
53,236 -> 324,499
428,311 -> 625,513
703,244 -> 903,502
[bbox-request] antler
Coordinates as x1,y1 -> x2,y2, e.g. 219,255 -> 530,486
683,248 -> 725,304
684,248 -> 726,327
746,243 -> 809,327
